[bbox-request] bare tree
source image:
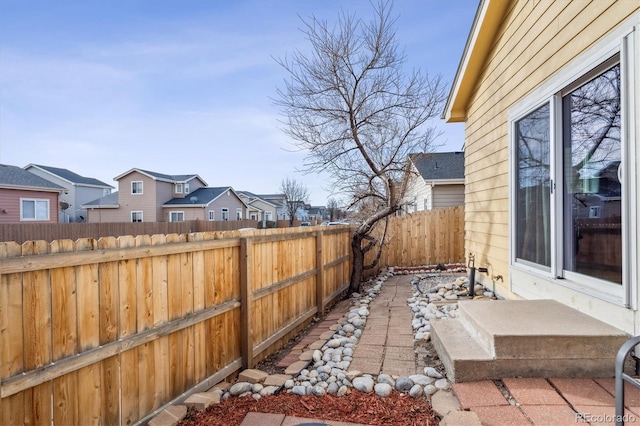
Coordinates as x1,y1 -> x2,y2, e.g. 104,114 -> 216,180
326,198 -> 341,221
274,1 -> 446,293
280,177 -> 310,226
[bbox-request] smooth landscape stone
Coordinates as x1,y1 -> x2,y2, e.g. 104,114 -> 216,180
409,384 -> 424,398
395,376 -> 414,391
353,376 -> 375,393
229,382 -> 252,396
374,383 -> 393,397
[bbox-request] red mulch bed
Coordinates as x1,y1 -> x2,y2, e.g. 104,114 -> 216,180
179,390 -> 438,426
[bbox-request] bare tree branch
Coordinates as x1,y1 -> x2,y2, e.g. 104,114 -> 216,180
274,0 -> 446,293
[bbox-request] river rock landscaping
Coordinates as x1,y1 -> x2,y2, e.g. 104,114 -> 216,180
177,265 -> 496,426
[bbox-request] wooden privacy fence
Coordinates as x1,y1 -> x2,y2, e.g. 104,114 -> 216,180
368,206 -> 465,270
0,226 -> 351,426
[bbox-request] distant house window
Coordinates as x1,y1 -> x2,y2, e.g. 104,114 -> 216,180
236,208 -> 242,220
208,210 -> 215,221
131,211 -> 143,222
170,211 -> 184,222
131,181 -> 143,195
21,198 -> 49,221
185,183 -> 190,194
265,212 -> 273,221
221,208 -> 229,221
250,213 -> 258,220
103,188 -> 111,196
175,183 -> 184,194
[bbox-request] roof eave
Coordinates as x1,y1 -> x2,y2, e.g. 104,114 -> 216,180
442,0 -> 511,123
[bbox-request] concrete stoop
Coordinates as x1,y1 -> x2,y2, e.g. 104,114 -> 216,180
430,299 -> 630,383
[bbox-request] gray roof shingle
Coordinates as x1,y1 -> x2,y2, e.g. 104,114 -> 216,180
28,164 -> 113,188
0,164 -> 66,191
163,187 -> 231,206
410,152 -> 465,180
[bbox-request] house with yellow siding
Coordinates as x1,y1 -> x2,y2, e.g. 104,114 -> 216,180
443,1 -> 639,334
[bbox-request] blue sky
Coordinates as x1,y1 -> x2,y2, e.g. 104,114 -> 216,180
0,1 -> 478,205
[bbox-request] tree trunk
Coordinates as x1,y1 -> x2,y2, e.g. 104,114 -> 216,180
349,232 -> 365,295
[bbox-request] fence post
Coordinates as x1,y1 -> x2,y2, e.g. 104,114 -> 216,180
240,237 -> 253,369
316,230 -> 324,315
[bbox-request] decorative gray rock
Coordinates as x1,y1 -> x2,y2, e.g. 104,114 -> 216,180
424,384 -> 438,395
377,374 -> 395,387
424,367 -> 443,379
374,383 -> 393,397
311,385 -> 326,397
291,385 -> 307,396
409,374 -> 433,386
229,382 -> 253,396
353,376 -> 375,393
395,376 -> 414,392
409,384 -> 424,398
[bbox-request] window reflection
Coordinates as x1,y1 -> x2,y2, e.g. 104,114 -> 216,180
563,63 -> 621,284
515,103 -> 551,267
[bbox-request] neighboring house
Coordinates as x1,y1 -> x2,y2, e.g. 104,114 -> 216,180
237,191 -> 277,224
23,164 -> 114,223
257,194 -> 288,220
163,187 -> 248,222
0,164 -> 65,223
307,206 -> 328,224
442,1 -> 639,333
83,168 -> 207,222
404,152 -> 465,212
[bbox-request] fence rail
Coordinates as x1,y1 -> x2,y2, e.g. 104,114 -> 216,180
0,207 -> 463,425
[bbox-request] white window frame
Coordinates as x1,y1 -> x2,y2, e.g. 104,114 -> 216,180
169,211 -> 184,222
208,210 -> 215,221
236,208 -> 242,220
221,208 -> 229,221
20,198 -> 50,221
175,183 -> 183,194
131,211 -> 143,222
131,181 -> 143,195
265,212 -> 273,221
508,15 -> 638,307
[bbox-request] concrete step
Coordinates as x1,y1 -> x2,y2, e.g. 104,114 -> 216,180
430,299 -> 630,383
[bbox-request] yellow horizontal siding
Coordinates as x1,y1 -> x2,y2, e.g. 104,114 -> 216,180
462,0 -> 638,293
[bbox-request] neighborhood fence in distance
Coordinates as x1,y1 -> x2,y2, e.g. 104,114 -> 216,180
0,226 -> 351,426
0,219 -> 261,244
368,206 -> 465,272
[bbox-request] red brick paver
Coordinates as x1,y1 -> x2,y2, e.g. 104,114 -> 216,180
503,378 -> 567,405
452,380 -> 509,408
471,405 -> 531,425
520,405 -> 583,425
550,378 -> 616,407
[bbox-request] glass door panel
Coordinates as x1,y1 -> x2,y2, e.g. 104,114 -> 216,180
562,63 -> 622,284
